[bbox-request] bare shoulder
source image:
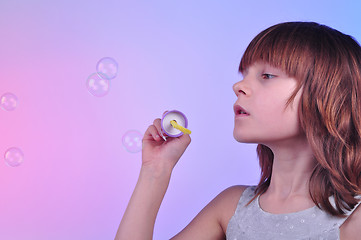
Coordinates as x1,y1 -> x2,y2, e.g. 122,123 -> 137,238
215,185 -> 248,205
340,201 -> 361,240
171,185 -> 249,239
212,185 -> 249,232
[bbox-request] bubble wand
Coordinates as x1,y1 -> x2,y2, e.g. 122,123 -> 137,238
170,120 -> 191,134
161,110 -> 191,139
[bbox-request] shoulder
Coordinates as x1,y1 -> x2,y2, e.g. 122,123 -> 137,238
216,185 -> 249,204
212,185 -> 250,232
170,185 -> 250,239
340,201 -> 361,240
213,185 -> 249,209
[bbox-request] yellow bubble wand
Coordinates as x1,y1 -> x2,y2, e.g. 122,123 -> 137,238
170,120 -> 192,135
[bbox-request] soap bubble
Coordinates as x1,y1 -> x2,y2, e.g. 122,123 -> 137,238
4,147 -> 24,167
1,92 -> 18,111
122,130 -> 143,153
96,57 -> 118,80
86,72 -> 110,97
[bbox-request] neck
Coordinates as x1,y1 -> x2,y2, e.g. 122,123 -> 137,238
264,137 -> 316,199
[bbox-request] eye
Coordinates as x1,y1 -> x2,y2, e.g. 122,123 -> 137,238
262,73 -> 276,79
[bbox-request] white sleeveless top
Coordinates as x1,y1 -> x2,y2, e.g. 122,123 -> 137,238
226,186 -> 360,240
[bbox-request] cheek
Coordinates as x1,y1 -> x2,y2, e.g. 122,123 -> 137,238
271,103 -> 301,135
255,97 -> 286,120
256,97 -> 300,131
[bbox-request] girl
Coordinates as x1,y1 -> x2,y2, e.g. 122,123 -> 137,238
115,22 -> 361,239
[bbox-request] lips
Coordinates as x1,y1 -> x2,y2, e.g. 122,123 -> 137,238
234,105 -> 250,116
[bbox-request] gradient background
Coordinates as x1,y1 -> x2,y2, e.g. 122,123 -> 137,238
1,0 -> 360,239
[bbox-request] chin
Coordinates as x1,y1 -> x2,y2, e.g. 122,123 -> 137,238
233,131 -> 255,143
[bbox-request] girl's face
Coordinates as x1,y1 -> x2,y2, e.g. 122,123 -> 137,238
233,62 -> 303,146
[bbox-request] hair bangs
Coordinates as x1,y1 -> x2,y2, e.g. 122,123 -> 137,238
239,22 -> 317,82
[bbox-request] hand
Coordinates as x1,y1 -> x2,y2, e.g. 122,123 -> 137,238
142,113 -> 191,175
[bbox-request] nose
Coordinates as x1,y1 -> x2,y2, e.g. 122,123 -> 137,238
233,80 -> 249,97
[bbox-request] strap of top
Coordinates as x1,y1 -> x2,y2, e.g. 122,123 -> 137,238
337,195 -> 361,226
235,186 -> 256,208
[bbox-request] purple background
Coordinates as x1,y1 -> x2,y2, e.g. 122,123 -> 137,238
1,0 -> 360,239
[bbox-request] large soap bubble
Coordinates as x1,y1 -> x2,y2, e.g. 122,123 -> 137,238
122,130 -> 143,153
86,72 -> 110,97
4,147 -> 24,167
1,92 -> 18,111
96,57 -> 118,80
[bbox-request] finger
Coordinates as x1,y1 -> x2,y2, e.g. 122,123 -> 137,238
154,118 -> 169,141
143,125 -> 162,141
153,118 -> 168,136
162,110 -> 169,117
175,133 -> 191,148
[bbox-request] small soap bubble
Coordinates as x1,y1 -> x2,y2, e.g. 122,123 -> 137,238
86,72 -> 110,97
4,147 -> 24,167
96,57 -> 118,80
122,130 -> 143,153
1,92 -> 18,111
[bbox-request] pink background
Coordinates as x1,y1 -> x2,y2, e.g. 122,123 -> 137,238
1,0 -> 360,239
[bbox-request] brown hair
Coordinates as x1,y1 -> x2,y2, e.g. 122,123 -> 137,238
240,22 -> 361,216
